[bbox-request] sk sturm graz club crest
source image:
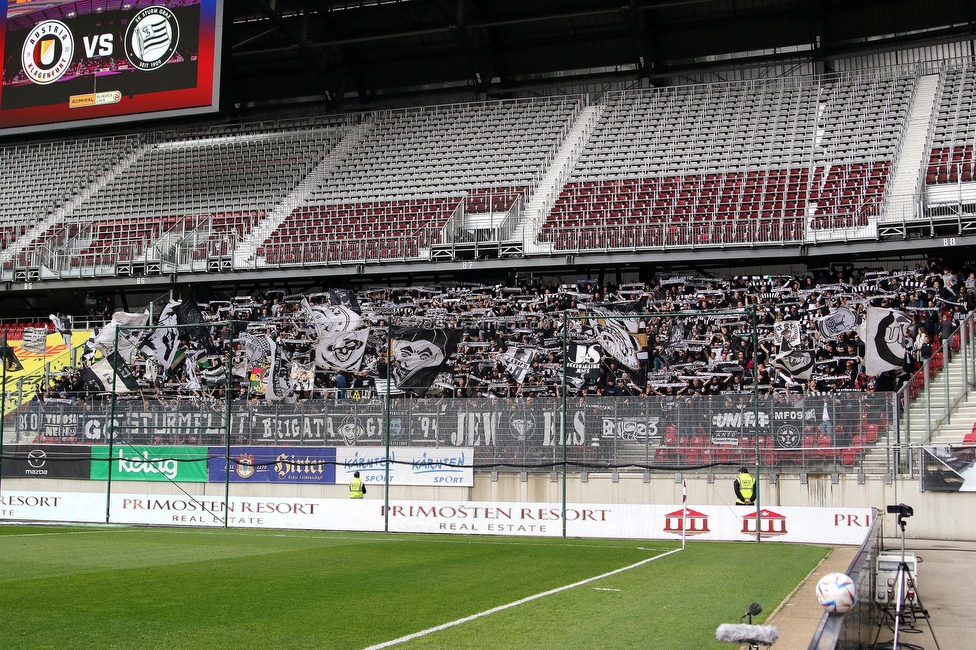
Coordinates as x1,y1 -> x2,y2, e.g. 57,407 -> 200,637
125,6 -> 180,71
22,21 -> 74,85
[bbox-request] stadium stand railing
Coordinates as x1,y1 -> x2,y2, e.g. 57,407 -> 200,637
806,509 -> 882,649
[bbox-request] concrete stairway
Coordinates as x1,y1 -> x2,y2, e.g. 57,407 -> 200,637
0,141 -> 151,266
906,352 -> 974,444
884,73 -> 939,223
234,122 -> 374,267
513,103 -> 603,254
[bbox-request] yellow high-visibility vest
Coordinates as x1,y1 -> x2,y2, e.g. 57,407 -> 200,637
737,473 -> 755,503
349,477 -> 365,499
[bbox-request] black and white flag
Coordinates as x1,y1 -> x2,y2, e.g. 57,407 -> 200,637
95,312 -> 148,362
565,340 -> 602,392
49,313 -> 72,349
291,362 -> 315,392
329,288 -> 362,314
183,349 -> 204,391
390,327 -> 461,397
22,327 -> 49,355
81,352 -> 139,393
590,310 -> 645,372
265,335 -> 293,401
139,300 -> 181,370
315,329 -> 369,372
772,348 -> 815,381
241,332 -> 271,363
81,330 -> 98,364
817,306 -> 859,340
499,346 -> 537,384
302,298 -> 363,337
863,307 -> 910,376
773,320 -> 802,349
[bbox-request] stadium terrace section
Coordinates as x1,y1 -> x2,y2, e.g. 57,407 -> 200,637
2,263 -> 963,473
1,63 -> 976,280
36,264 -> 968,402
925,61 -> 976,231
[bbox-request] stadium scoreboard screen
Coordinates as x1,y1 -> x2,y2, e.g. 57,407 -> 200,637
0,0 -> 222,136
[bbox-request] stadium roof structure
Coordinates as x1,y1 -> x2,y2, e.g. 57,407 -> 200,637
225,0 -> 976,110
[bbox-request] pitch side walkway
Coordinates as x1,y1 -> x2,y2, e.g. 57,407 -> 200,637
766,539 -> 976,650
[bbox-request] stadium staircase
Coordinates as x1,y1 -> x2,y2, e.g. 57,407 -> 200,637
915,351 -> 976,444
884,73 -> 940,229
515,104 -> 603,254
236,122 -> 373,267
0,141 -> 150,269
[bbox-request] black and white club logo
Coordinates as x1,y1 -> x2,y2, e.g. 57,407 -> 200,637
125,6 -> 179,71
21,20 -> 74,85
775,425 -> 801,449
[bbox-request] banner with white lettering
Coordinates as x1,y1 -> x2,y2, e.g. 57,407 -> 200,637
1,445 -> 91,479
208,446 -> 337,484
90,446 -> 208,482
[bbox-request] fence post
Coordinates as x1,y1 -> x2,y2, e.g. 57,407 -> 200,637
962,317 -> 969,392
924,359 -> 931,444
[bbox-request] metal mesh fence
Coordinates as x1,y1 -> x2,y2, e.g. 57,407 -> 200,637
6,392 -> 896,473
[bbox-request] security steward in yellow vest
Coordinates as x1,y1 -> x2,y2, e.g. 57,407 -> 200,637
349,471 -> 366,499
734,467 -> 755,505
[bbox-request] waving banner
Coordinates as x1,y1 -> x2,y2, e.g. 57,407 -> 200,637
863,307 -> 910,376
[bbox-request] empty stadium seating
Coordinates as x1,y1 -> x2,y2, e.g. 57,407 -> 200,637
543,68 -> 914,250
927,64 -> 976,185
258,198 -> 461,264
3,62 -> 975,276
308,97 -> 581,203
0,135 -> 140,254
254,97 -> 582,265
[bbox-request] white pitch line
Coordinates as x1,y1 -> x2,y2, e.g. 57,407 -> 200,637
362,547 -> 683,650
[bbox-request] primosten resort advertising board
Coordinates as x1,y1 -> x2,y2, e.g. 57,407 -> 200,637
0,0 -> 223,136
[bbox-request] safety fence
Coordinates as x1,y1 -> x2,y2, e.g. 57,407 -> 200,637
2,394 -> 897,474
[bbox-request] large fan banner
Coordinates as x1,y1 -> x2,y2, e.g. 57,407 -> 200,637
390,327 -> 461,397
565,341 -> 602,392
863,307 -> 910,376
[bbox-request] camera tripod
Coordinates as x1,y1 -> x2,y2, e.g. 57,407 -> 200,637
872,505 -> 940,650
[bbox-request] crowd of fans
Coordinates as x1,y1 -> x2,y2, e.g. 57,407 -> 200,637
37,261 -> 975,404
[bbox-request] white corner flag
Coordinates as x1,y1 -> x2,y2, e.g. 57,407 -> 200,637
682,478 -> 688,549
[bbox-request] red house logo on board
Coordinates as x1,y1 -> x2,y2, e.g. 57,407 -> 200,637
663,508 -> 710,536
741,508 -> 788,538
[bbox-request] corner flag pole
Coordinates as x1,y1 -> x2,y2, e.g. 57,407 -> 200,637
681,478 -> 687,550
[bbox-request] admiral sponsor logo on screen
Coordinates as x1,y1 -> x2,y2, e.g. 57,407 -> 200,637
21,20 -> 74,85
125,6 -> 180,71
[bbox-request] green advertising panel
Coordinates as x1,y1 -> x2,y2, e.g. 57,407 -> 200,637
91,446 -> 209,483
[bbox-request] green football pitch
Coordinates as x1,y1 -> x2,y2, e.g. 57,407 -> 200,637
0,525 -> 828,649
